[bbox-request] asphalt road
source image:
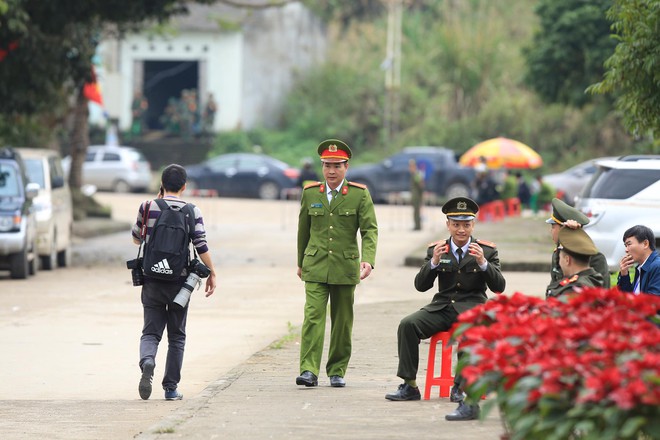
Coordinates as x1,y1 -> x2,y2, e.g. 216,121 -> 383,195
0,194 -> 549,439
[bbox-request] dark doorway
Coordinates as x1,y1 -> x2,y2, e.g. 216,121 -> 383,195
143,60 -> 198,130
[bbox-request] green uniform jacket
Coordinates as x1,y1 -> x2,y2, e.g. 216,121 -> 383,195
546,267 -> 604,298
551,248 -> 610,288
297,180 -> 378,285
414,237 -> 506,314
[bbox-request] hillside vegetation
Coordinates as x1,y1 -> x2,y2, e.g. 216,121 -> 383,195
211,0 -> 640,172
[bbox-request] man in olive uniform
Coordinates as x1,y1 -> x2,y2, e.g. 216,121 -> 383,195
296,139 -> 378,388
385,197 -> 506,422
546,198 -> 610,287
545,227 -> 604,298
409,159 -> 424,231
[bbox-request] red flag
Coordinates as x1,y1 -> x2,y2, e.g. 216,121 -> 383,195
83,66 -> 103,105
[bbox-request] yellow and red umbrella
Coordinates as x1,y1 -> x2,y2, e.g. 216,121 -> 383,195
459,137 -> 543,169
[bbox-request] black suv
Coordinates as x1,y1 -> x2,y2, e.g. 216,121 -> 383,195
0,147 -> 39,278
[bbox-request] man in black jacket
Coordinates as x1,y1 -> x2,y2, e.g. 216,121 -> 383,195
384,197 -> 506,421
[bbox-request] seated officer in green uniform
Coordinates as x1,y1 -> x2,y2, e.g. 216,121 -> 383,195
545,227 -> 604,298
546,198 -> 610,287
385,197 -> 506,422
296,139 -> 378,388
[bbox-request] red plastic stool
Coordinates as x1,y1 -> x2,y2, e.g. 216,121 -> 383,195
423,331 -> 455,399
505,197 -> 521,217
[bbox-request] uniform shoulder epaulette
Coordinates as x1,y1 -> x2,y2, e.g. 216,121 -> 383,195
303,181 -> 322,190
427,240 -> 443,248
348,181 -> 367,189
476,239 -> 497,248
559,274 -> 579,286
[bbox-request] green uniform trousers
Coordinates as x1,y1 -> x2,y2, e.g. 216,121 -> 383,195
300,282 -> 355,377
397,306 -> 459,380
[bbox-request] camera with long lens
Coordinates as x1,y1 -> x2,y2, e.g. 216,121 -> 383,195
173,258 -> 211,307
126,258 -> 144,286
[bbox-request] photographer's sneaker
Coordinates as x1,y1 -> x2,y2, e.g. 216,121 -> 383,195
138,359 -> 155,400
165,388 -> 183,401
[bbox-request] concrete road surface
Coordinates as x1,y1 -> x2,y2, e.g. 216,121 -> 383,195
1,194 -> 548,439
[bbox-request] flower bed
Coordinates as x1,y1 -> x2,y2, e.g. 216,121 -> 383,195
451,288 -> 660,440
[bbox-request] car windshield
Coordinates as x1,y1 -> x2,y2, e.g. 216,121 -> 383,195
582,168 -> 660,199
0,163 -> 21,197
24,158 -> 45,187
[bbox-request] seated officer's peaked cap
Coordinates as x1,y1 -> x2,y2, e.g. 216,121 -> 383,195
317,139 -> 352,163
557,227 -> 598,256
546,197 -> 589,226
442,196 -> 479,221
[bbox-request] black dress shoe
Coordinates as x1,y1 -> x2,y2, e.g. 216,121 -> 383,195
329,375 -> 346,387
296,371 -> 318,387
450,384 -> 466,403
385,383 -> 421,401
445,402 -> 480,421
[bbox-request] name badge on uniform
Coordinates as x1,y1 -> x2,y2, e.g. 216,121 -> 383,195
439,259 -> 451,264
311,203 -> 323,208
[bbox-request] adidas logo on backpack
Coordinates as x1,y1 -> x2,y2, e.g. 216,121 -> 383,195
142,199 -> 196,280
151,258 -> 173,275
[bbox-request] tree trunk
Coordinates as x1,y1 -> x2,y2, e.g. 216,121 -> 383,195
69,86 -> 89,190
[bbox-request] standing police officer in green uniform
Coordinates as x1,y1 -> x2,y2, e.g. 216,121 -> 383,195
296,139 -> 378,388
546,227 -> 604,298
385,197 -> 506,422
409,159 -> 424,231
546,198 -> 610,287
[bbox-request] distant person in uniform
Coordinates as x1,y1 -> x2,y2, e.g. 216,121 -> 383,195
545,227 -> 604,298
546,198 -> 610,287
202,93 -> 218,133
297,158 -> 320,188
296,139 -> 378,388
384,197 -> 506,422
618,225 -> 660,296
409,159 -> 424,231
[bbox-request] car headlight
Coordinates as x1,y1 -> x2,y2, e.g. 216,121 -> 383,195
0,214 -> 20,232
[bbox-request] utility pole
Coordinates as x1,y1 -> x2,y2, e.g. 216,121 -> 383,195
383,0 -> 403,143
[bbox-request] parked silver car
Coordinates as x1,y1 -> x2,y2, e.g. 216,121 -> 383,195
576,157 -> 660,271
543,157 -> 615,206
0,147 -> 39,278
64,145 -> 152,192
18,148 -> 74,270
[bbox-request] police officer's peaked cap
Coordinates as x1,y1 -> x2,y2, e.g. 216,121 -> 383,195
557,227 -> 598,256
546,197 -> 589,226
442,197 -> 479,220
317,139 -> 352,163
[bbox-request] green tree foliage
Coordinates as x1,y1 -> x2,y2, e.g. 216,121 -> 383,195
523,0 -> 617,107
262,0 -> 637,172
588,0 -> 660,140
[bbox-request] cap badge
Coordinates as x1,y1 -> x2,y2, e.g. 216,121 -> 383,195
329,144 -> 338,152
457,201 -> 467,210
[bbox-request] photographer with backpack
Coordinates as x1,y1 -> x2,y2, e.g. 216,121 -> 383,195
130,164 -> 217,401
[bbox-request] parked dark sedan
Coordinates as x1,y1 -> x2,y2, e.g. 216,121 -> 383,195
347,146 -> 476,203
185,153 -> 300,199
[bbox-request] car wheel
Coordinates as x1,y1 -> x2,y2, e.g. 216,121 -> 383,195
41,242 -> 57,271
28,238 -> 38,276
113,179 -> 132,193
10,248 -> 29,279
445,182 -> 470,199
57,244 -> 72,268
258,181 -> 281,200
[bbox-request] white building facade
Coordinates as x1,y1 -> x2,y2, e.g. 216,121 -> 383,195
98,2 -> 326,132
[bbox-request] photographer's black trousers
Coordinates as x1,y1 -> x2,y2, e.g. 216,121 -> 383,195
139,278 -> 188,391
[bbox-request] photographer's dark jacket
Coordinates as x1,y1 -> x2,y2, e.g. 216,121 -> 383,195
414,237 -> 506,313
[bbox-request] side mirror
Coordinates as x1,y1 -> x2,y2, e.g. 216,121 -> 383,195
25,182 -> 40,199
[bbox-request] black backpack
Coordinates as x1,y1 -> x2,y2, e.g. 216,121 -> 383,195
142,198 -> 196,280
